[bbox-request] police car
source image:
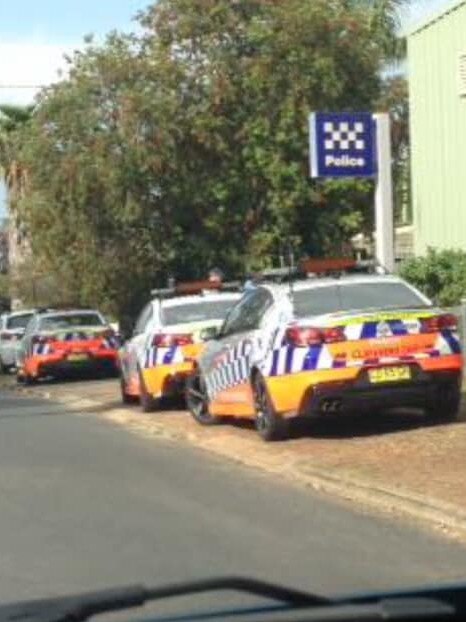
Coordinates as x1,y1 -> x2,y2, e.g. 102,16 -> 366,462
186,260 -> 463,441
16,308 -> 120,383
119,280 -> 242,411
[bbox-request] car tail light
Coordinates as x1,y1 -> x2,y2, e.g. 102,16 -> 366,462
322,326 -> 347,343
0,332 -> 13,341
285,326 -> 346,346
32,335 -> 55,345
421,313 -> 458,333
152,333 -> 193,347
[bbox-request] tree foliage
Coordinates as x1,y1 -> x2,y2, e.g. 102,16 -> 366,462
400,248 -> 466,307
10,0 -> 408,320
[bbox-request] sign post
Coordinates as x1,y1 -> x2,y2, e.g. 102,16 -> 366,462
373,113 -> 394,272
309,111 -> 394,272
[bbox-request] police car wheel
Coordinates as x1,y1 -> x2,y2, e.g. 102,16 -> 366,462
138,369 -> 160,413
23,374 -> 37,386
426,381 -> 461,423
186,370 -> 220,426
253,375 -> 287,442
120,376 -> 138,405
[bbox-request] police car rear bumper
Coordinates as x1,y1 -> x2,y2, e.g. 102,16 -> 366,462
307,369 -> 461,416
37,353 -> 118,377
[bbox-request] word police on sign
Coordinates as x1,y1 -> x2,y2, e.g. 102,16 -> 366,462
309,112 -> 376,178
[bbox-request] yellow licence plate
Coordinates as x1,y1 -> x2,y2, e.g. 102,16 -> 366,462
368,366 -> 411,384
67,353 -> 89,362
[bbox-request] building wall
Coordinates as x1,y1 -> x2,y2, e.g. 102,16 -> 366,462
408,1 -> 466,254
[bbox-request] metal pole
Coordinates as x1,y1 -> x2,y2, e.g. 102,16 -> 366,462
373,113 -> 395,272
460,298 -> 466,349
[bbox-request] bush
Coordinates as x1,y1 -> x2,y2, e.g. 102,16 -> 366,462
399,248 -> 466,306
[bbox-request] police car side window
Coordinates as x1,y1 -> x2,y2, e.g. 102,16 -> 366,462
134,304 -> 153,336
221,289 -> 272,337
237,289 -> 273,332
24,317 -> 38,337
221,294 -> 254,337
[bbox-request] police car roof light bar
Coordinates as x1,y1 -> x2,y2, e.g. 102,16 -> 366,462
259,258 -> 391,285
299,258 -> 357,275
151,280 -> 241,299
258,266 -> 302,284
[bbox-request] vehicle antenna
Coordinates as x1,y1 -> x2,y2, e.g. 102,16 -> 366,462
288,241 -> 295,298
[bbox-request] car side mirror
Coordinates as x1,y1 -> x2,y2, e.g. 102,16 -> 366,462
200,326 -> 220,341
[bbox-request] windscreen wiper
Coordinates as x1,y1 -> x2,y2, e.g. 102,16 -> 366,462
0,578 -> 325,622
0,577 -> 461,622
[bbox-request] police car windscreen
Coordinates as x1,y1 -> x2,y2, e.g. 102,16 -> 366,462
39,313 -> 104,331
6,313 -> 34,330
293,282 -> 429,318
162,300 -> 235,326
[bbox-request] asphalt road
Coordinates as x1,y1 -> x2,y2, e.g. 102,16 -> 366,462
1,390 -> 466,608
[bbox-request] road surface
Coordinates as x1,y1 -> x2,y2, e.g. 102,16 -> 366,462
1,390 -> 466,606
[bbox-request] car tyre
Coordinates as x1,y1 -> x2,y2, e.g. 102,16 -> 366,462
138,368 -> 159,413
253,374 -> 287,441
22,373 -> 37,386
186,369 -> 220,426
120,376 -> 138,405
426,379 -> 462,423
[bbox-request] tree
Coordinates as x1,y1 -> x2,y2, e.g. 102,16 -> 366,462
0,104 -> 33,203
13,0 -> 410,320
400,248 -> 466,306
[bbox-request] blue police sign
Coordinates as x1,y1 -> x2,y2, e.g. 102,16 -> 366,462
309,112 -> 376,178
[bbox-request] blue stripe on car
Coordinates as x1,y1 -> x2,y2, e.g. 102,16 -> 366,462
303,345 -> 322,371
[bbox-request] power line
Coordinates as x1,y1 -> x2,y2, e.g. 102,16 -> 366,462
0,85 -> 45,89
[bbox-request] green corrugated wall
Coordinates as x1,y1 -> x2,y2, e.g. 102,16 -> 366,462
408,1 -> 466,253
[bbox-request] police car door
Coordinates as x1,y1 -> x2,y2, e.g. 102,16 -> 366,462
204,288 -> 274,405
123,303 -> 154,386
18,315 -> 38,367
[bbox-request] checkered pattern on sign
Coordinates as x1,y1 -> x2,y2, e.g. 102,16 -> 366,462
323,121 -> 365,151
205,341 -> 252,399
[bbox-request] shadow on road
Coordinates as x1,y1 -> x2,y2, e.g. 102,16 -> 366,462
38,373 -> 118,385
289,410 -> 433,440
219,408 -> 462,442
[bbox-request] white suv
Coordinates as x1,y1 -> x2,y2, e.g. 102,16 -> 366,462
0,310 -> 36,373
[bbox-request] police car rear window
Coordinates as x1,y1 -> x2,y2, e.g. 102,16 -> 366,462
293,282 -> 429,318
162,300 -> 235,326
39,313 -> 104,330
6,313 -> 34,330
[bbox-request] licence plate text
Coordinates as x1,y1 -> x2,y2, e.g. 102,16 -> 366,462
67,353 -> 89,362
368,366 -> 411,384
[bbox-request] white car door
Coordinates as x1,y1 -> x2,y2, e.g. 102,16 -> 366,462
17,315 -> 38,368
121,302 -> 156,388
201,288 -> 275,403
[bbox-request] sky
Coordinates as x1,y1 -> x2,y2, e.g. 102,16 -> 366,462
0,0 -> 149,107
0,0 -> 457,216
